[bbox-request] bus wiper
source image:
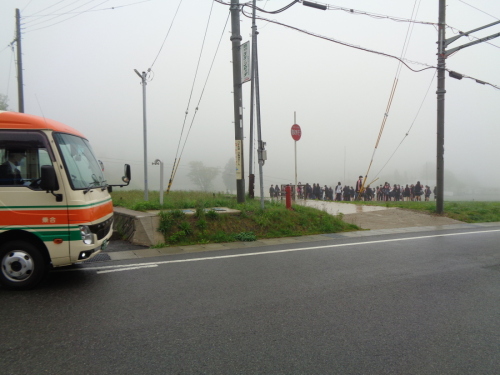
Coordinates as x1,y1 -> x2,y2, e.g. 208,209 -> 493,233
83,181 -> 101,194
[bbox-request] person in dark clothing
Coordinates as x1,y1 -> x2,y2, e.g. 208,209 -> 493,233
0,149 -> 25,185
355,176 -> 363,200
269,184 -> 275,199
424,185 -> 432,201
414,181 -> 423,201
274,184 -> 281,200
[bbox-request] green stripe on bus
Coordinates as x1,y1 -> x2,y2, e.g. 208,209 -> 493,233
35,230 -> 81,242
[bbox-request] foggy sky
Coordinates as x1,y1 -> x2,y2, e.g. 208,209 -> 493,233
1,0 -> 499,196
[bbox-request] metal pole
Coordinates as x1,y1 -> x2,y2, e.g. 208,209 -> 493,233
436,0 -> 446,214
253,27 -> 265,209
153,159 -> 164,205
134,69 -> 148,201
230,0 -> 245,203
248,0 -> 257,198
15,9 -> 24,113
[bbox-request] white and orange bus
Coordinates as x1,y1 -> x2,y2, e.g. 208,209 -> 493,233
0,111 -> 130,290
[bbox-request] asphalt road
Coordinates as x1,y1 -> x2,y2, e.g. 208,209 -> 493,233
2,226 -> 500,374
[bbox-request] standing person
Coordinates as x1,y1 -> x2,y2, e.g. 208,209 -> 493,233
269,184 -> 275,200
335,182 -> 342,201
414,181 -> 423,201
355,176 -> 363,200
365,185 -> 373,201
275,184 -> 281,200
305,183 -> 311,199
343,185 -> 349,201
297,182 -> 303,199
424,185 -> 431,201
404,184 -> 411,201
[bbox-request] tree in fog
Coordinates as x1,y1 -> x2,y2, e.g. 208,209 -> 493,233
222,157 -> 236,193
0,94 -> 8,110
187,161 -> 219,191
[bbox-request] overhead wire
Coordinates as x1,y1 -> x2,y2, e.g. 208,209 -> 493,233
360,0 -> 422,195
166,0 -> 217,194
22,0 -> 151,33
24,0 -> 73,17
373,70 -> 437,179
458,0 -> 499,20
24,1 -> 111,32
149,0 -> 184,70
176,10 -> 231,170
241,9 -> 434,73
23,0 -> 101,26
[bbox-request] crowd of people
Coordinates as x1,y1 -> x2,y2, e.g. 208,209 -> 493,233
269,176 -> 436,202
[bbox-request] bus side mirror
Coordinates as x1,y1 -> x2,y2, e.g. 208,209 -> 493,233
122,164 -> 131,185
40,165 -> 62,202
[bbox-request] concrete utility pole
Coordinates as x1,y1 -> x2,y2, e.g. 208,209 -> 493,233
436,0 -> 500,214
230,0 -> 245,203
436,1 -> 446,214
134,69 -> 148,201
15,9 -> 24,113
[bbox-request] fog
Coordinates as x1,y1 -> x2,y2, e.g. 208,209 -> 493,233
1,0 -> 499,200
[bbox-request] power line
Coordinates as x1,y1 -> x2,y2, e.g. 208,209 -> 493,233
23,0 -> 100,26
25,0 -> 73,17
242,10 -> 434,73
149,0 -> 184,70
24,1 -> 110,32
167,1 -> 218,192
374,70 -> 437,179
177,10 -> 231,160
458,0 -> 499,20
23,0 -> 151,33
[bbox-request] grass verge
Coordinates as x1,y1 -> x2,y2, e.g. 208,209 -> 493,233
111,190 -> 359,246
341,200 -> 500,223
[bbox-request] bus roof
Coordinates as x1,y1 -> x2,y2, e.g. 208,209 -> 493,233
0,111 -> 86,139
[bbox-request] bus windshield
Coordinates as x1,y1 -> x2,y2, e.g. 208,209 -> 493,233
54,133 -> 106,190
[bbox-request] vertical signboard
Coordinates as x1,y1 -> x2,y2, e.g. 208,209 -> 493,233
241,41 -> 251,84
235,140 -> 243,179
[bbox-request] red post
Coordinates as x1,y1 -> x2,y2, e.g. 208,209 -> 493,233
285,185 -> 292,209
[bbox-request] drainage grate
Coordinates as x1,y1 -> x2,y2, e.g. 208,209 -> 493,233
83,253 -> 111,263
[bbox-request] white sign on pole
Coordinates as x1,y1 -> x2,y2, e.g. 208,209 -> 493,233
235,140 -> 243,180
241,41 -> 251,84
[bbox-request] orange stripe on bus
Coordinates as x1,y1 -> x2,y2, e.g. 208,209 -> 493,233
0,201 -> 113,226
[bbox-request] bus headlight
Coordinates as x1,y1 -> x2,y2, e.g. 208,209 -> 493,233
79,225 -> 94,245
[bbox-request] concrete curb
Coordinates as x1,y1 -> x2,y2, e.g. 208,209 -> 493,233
105,221 -> 500,262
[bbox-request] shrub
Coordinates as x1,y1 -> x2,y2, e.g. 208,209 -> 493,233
206,209 -> 219,220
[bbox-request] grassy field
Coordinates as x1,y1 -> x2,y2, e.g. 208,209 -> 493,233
111,191 -> 499,246
342,200 -> 500,223
111,190 -> 359,246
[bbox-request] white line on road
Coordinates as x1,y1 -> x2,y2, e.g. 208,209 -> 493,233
96,264 -> 158,274
67,228 -> 500,274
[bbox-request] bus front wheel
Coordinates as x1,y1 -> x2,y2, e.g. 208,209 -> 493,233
0,241 -> 48,290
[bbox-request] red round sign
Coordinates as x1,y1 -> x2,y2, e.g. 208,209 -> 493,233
291,124 -> 301,141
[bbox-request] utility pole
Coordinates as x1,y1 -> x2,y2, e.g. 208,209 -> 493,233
134,69 -> 148,201
436,1 -> 446,214
230,0 -> 245,203
247,2 -> 256,200
436,0 -> 500,214
15,9 -> 24,113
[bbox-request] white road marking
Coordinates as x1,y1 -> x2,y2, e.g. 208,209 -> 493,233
70,229 -> 500,274
96,264 -> 158,274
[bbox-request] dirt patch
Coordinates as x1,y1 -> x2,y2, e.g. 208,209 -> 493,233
342,208 -> 463,230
